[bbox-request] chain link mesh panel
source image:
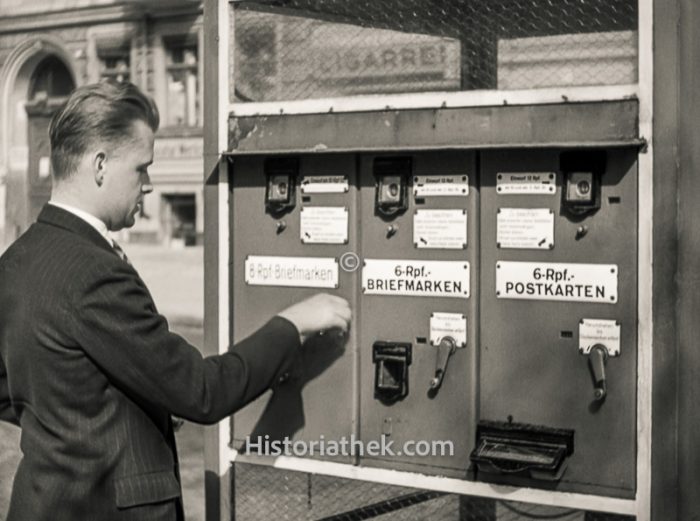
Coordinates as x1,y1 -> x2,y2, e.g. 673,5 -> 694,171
231,463 -> 635,521
231,0 -> 638,103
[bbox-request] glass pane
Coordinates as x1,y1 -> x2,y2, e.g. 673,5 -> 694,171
29,55 -> 74,99
99,54 -> 130,83
166,69 -> 199,127
165,40 -> 200,127
233,0 -> 638,103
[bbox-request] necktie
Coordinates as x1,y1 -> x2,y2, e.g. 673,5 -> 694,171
112,240 -> 131,265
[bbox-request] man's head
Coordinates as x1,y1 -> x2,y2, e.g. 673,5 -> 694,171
49,80 -> 160,230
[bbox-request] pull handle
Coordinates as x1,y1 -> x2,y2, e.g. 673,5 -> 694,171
588,344 -> 609,401
430,336 -> 457,391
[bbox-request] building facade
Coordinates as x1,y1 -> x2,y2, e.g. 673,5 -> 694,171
0,0 -> 204,250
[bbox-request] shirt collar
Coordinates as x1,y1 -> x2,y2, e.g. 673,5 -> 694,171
48,201 -> 113,246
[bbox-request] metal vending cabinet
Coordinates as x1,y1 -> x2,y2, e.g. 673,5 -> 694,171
477,149 -> 638,497
358,151 -> 477,476
230,154 -> 358,462
229,147 -> 639,493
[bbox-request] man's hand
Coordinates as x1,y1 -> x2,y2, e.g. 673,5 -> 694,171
277,294 -> 351,344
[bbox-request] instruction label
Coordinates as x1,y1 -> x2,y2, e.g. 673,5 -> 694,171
579,319 -> 621,356
363,259 -> 470,299
413,175 -> 469,197
496,261 -> 617,303
300,175 -> 349,193
245,255 -> 339,288
300,206 -> 348,244
497,208 -> 554,249
497,172 -> 556,195
414,209 -> 467,249
430,312 -> 467,347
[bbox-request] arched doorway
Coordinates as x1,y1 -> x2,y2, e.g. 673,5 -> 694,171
23,55 -> 75,226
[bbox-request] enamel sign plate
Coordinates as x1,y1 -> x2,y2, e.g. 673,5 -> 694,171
300,175 -> 349,194
414,209 -> 467,249
579,319 -> 621,356
362,259 -> 469,299
430,312 -> 467,347
245,256 -> 339,288
413,175 -> 469,197
300,206 -> 348,244
496,172 -> 556,195
497,208 -> 554,249
496,261 -> 618,303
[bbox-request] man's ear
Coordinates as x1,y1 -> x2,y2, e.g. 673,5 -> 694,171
93,151 -> 107,187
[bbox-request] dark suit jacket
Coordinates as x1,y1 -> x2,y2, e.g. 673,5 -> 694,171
0,205 -> 300,521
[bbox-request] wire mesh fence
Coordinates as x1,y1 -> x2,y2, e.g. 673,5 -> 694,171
232,463 -> 635,521
230,0 -> 638,103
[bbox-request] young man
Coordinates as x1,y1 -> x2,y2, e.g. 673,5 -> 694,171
0,80 -> 350,521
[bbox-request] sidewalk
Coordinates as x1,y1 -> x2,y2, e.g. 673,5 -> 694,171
127,244 -> 204,328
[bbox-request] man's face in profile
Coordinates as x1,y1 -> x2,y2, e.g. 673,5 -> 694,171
101,119 -> 154,231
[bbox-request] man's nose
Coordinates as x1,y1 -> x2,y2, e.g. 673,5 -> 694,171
141,183 -> 154,195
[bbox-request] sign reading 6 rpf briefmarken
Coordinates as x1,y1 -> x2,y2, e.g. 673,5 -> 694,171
362,259 -> 470,299
496,261 -> 618,304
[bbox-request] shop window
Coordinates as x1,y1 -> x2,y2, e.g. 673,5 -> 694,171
164,37 -> 200,127
162,193 -> 197,247
98,46 -> 131,83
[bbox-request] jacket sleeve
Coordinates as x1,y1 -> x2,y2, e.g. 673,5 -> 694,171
71,261 -> 300,424
0,357 -> 19,426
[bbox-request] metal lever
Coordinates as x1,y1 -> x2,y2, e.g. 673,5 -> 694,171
430,336 -> 457,391
588,344 -> 609,401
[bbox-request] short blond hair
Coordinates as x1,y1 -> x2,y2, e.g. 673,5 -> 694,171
49,79 -> 159,180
